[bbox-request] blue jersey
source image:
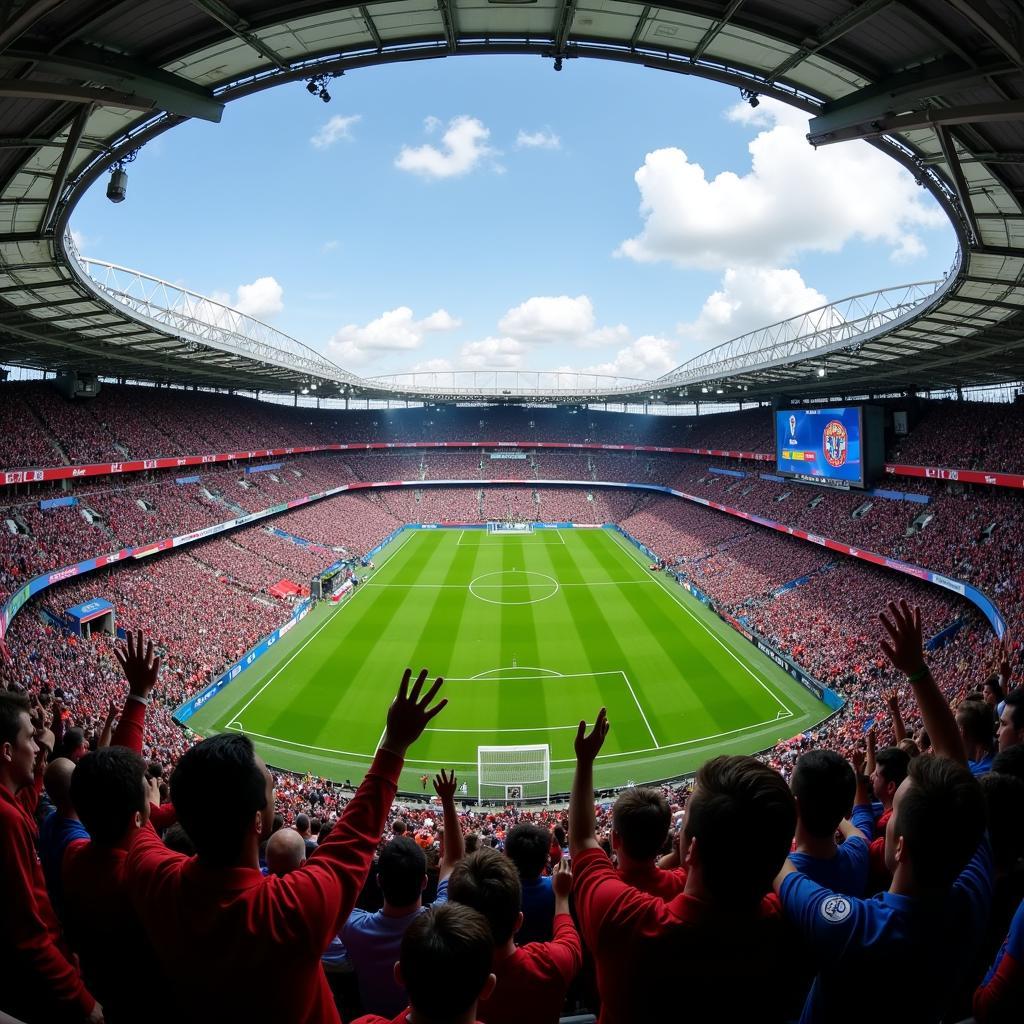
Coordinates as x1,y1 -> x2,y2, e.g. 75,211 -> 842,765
787,804 -> 874,896
975,896 -> 1024,1022
780,839 -> 993,1024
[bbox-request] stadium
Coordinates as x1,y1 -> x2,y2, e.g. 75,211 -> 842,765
2,2 -> 1024,1023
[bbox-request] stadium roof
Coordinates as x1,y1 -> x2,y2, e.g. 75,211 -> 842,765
0,0 -> 1022,405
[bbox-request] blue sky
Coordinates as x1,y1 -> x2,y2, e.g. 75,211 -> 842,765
71,56 -> 956,381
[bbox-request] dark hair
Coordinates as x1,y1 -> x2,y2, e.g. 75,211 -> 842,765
400,904 -> 493,1019
553,824 -> 566,847
983,675 -> 1005,701
957,699 -> 996,748
980,771 -> 1024,872
55,726 -> 87,759
792,750 -> 855,837
295,812 -> 310,833
0,691 -> 31,747
1005,689 -> 1024,731
876,747 -> 910,788
992,742 -> 1024,782
612,788 -> 671,860
504,823 -> 550,879
70,747 -> 147,845
685,755 -> 795,909
393,818 -> 408,835
170,734 -> 267,866
896,755 -> 985,891
448,847 -> 521,946
163,823 -> 196,855
377,837 -> 427,906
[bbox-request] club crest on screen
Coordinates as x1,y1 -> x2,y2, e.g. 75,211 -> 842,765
822,420 -> 849,468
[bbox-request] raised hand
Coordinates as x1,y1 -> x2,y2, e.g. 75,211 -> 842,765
879,601 -> 925,677
884,688 -> 900,714
575,708 -> 609,764
551,857 -> 573,898
380,669 -> 447,757
851,746 -> 865,776
114,630 -> 161,698
433,768 -> 457,802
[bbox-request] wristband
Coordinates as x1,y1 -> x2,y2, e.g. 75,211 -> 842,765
906,667 -> 929,683
126,693 -> 151,706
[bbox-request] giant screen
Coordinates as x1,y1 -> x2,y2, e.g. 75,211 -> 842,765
776,407 -> 864,486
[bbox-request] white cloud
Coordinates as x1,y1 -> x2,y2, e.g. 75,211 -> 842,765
678,267 -> 828,350
310,114 -> 361,149
321,240 -> 339,253
460,337 -> 525,369
516,128 -> 560,150
617,98 -> 945,269
410,357 -> 454,373
328,306 -> 461,364
424,116 -> 442,134
579,335 -> 679,379
395,116 -> 497,179
233,276 -> 284,319
499,294 -> 595,343
69,228 -> 90,253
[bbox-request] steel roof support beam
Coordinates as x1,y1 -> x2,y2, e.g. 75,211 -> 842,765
0,0 -> 64,55
0,136 -> 106,151
436,0 -> 457,52
943,0 -> 1024,70
810,99 -> 1024,146
41,105 -> 92,235
554,0 -> 577,53
8,43 -> 224,122
359,6 -> 383,49
690,0 -> 746,63
0,79 -> 158,111
188,0 -> 291,72
936,124 -> 981,245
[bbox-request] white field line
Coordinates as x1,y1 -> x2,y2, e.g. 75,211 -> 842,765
363,579 -> 658,589
226,528 -> 416,728
609,532 -> 794,717
618,670 -> 660,748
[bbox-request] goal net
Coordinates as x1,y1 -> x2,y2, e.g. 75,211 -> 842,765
477,744 -> 550,804
487,521 -> 533,534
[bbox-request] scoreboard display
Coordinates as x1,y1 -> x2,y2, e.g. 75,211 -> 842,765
776,407 -> 865,487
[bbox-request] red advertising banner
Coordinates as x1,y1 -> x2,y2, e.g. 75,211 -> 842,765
884,463 -> 1024,489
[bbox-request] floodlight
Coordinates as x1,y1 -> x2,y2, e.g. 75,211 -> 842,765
817,367 -> 826,377
320,88 -> 331,103
106,168 -> 128,203
306,80 -> 319,94
554,55 -> 563,71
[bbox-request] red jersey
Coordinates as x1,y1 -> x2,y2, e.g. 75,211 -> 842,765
354,1014 -> 482,1024
0,774 -> 95,1023
125,747 -> 402,1024
617,861 -> 688,900
477,913 -> 582,1024
573,847 -> 802,1023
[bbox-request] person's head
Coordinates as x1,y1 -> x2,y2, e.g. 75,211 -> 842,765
611,787 -> 671,861
998,690 -> 1024,751
393,817 -> 407,837
0,692 -> 37,790
681,755 -> 795,909
70,747 -> 148,845
992,742 -> 1024,782
915,727 -> 931,754
396,904 -> 495,1022
448,847 -> 522,946
163,822 -> 195,855
980,771 -> 1024,874
553,824 -> 566,848
504,822 -> 550,880
295,812 -> 310,836
464,832 -> 479,854
377,837 -> 428,907
871,747 -> 910,808
886,754 -> 986,892
169,733 -> 273,867
56,726 -> 88,762
44,756 -> 77,815
983,675 -> 1005,709
791,750 -> 855,838
956,699 -> 996,756
266,828 -> 307,876
898,738 -> 921,759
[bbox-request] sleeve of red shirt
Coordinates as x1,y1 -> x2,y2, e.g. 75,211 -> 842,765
573,846 -> 662,954
111,696 -> 147,752
974,898 -> 1024,1023
0,813 -> 96,1018
17,768 -> 42,814
273,747 -> 402,953
523,912 -> 583,983
149,801 -> 177,830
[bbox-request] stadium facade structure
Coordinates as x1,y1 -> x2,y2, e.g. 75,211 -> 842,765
0,1 -> 1022,404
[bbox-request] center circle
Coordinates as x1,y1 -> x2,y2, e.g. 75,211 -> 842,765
468,570 -> 560,606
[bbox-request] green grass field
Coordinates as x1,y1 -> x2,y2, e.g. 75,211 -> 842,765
187,527 -> 830,796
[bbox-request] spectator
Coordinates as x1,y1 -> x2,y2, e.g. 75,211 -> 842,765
570,709 -> 800,1023
504,822 -> 555,942
609,787 -> 687,899
448,849 -> 582,1024
959,699 -> 998,775
125,668 -> 447,1024
975,898 -> 1024,1023
295,812 -> 317,857
998,690 -> 1024,751
870,746 -> 909,835
266,828 -> 307,877
38,758 -> 88,918
337,769 -> 464,1018
788,750 -> 873,896
992,743 -> 1024,782
0,692 -> 100,1024
776,601 -> 991,1024
352,903 -> 496,1024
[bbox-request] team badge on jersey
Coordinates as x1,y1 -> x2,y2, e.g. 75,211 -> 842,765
819,895 -> 852,923
823,420 -> 848,468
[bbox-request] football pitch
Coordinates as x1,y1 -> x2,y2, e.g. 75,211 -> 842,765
187,527 -> 830,796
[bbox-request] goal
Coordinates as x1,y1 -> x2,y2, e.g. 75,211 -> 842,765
486,521 -> 533,534
477,744 -> 550,804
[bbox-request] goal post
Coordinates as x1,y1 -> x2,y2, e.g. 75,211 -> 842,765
486,521 -> 533,534
477,744 -> 550,804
